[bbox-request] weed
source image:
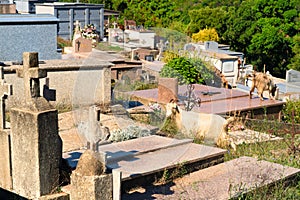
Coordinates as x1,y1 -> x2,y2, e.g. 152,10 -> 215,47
95,43 -> 123,52
55,101 -> 73,114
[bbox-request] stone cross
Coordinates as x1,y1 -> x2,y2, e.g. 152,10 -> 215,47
112,21 -> 118,29
87,105 -> 102,152
74,20 -> 81,33
0,66 -> 12,129
17,52 -> 47,102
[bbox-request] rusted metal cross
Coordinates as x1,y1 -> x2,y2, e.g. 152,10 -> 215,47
0,66 -> 12,129
17,52 -> 47,102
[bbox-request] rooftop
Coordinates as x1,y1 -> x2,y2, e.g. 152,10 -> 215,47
0,14 -> 58,23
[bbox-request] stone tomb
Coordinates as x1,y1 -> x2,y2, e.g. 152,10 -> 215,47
97,135 -> 227,191
9,52 -> 62,199
128,83 -> 285,119
122,156 -> 300,199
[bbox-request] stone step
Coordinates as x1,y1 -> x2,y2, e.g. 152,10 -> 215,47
98,135 -> 193,163
122,156 -> 300,199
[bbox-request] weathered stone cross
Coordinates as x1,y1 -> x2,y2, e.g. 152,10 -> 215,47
0,66 -> 12,129
17,52 -> 47,101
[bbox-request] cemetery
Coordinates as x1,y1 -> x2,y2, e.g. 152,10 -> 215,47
0,50 -> 298,199
0,6 -> 300,200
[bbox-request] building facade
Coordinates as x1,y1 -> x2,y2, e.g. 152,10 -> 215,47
36,2 -> 105,40
0,14 -> 61,62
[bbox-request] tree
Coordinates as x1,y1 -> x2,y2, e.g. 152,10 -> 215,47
223,0 -> 299,78
186,7 -> 227,36
192,28 -> 219,42
160,57 -> 213,84
111,0 -> 181,28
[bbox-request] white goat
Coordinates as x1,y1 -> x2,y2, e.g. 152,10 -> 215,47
165,101 -> 236,150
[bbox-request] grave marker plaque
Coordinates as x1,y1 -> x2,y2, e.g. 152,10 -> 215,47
74,37 -> 92,53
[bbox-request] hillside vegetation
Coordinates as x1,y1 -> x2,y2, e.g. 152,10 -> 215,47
62,0 -> 299,78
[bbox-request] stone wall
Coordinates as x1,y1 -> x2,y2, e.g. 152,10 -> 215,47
4,59 -> 112,109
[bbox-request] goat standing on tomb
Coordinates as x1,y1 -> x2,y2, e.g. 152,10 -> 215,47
164,100 -> 236,151
249,71 -> 278,101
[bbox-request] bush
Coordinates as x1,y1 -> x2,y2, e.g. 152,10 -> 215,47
109,125 -> 151,142
57,37 -> 72,49
282,99 -> 300,124
160,57 -> 214,84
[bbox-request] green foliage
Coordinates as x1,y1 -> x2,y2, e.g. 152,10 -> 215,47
282,99 -> 300,124
152,27 -> 189,51
62,0 -> 299,79
112,0 -> 181,28
288,34 -> 300,71
133,82 -> 158,90
160,117 -> 179,136
222,0 -> 299,78
57,37 -> 72,49
95,43 -> 123,52
186,7 -> 227,36
160,57 -> 214,85
160,57 -> 198,84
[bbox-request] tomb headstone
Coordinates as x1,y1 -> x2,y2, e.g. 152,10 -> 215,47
158,77 -> 178,104
10,52 -> 62,199
74,37 -> 93,53
78,105 -> 111,152
70,150 -> 113,200
286,69 -> 300,83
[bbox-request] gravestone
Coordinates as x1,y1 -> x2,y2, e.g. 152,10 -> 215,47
70,150 -> 113,200
286,69 -> 300,83
0,66 -> 12,190
158,77 -> 178,103
10,52 -> 62,199
74,37 -> 92,53
78,105 -> 110,152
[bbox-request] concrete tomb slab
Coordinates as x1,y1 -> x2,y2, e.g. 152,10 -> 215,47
129,156 -> 300,200
98,135 -> 193,163
97,135 -> 227,191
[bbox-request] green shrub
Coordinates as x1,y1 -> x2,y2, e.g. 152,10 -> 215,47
282,99 -> 300,124
160,57 -> 214,85
57,37 -> 72,49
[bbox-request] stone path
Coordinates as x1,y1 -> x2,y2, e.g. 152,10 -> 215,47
123,156 -> 300,200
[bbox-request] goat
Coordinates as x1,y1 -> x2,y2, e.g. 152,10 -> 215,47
249,72 -> 278,100
165,100 -> 236,150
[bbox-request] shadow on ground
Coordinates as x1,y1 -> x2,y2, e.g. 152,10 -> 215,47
122,181 -> 175,200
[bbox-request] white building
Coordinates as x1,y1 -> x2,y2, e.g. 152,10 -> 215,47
184,41 -> 246,87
